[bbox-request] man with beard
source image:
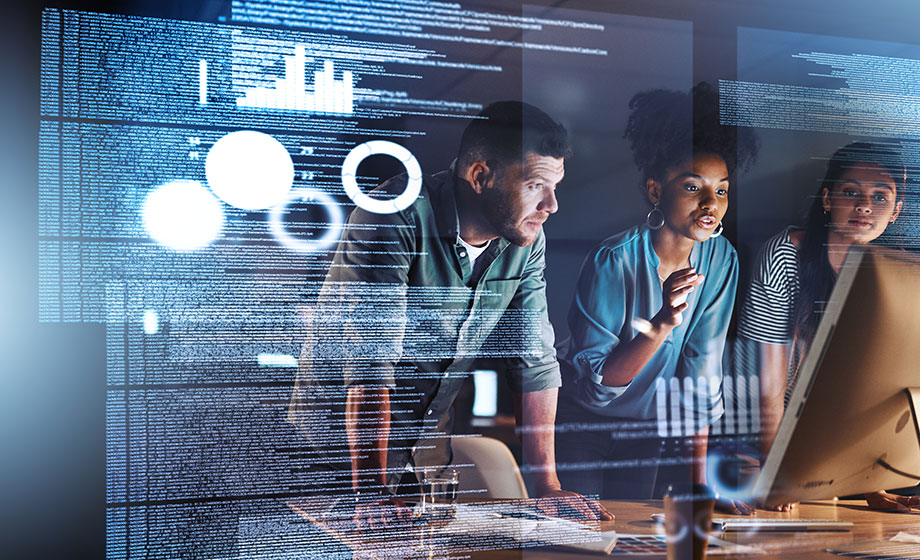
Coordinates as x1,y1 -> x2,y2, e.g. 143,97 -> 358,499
289,101 -> 612,528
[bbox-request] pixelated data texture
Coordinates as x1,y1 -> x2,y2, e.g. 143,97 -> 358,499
39,3 -> 611,557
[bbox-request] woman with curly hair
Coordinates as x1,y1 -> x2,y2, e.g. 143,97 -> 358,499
554,83 -> 758,511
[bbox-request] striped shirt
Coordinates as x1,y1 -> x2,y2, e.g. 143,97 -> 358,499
736,226 -> 801,405
738,227 -> 800,344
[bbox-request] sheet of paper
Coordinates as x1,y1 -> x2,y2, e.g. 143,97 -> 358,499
890,531 -> 920,543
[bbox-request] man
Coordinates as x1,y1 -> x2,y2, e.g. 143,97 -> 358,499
289,101 -> 612,527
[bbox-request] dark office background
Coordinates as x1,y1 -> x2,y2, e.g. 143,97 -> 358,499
5,1 -> 920,557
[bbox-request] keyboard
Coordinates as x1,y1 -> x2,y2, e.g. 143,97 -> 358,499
718,518 -> 853,532
651,513 -> 853,532
612,534 -> 759,556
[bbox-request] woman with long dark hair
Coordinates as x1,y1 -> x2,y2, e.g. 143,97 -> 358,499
738,141 -> 916,511
554,83 -> 758,510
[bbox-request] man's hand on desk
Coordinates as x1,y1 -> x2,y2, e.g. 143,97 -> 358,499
865,490 -> 920,512
354,495 -> 414,530
536,489 -> 615,522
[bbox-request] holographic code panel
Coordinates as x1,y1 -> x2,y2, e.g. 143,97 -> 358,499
38,5 -> 610,322
723,26 -> 920,248
38,3 -> 624,558
723,27 -> 920,139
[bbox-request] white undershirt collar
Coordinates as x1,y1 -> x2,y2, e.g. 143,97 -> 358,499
458,236 -> 491,269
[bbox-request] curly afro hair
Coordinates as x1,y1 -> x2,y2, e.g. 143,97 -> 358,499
623,82 -> 759,184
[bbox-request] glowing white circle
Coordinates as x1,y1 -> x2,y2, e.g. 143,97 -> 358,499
205,130 -> 294,210
142,180 -> 224,251
269,188 -> 344,253
340,140 -> 422,214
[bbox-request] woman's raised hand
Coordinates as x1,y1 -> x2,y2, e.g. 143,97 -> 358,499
655,267 -> 704,329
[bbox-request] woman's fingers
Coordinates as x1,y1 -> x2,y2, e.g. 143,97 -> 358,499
656,267 -> 702,327
671,283 -> 697,296
665,267 -> 696,286
669,284 -> 696,306
665,269 -> 704,293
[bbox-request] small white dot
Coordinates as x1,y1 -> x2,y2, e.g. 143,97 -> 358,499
631,318 -> 653,335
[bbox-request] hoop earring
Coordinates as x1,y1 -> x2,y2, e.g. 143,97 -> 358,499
646,205 -> 665,230
710,222 -> 724,238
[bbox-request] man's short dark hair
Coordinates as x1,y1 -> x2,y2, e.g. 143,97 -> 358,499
457,101 -> 571,172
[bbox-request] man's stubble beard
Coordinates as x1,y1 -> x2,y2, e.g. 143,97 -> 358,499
481,185 -> 536,247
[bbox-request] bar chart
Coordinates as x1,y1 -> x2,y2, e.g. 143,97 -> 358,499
236,45 -> 354,114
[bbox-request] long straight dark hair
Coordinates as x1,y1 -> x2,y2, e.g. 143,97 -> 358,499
792,142 -> 907,353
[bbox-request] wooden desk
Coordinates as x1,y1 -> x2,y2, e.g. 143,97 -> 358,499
476,500 -> 920,559
289,497 -> 920,559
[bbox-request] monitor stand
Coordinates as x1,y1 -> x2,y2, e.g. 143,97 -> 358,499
907,388 -> 920,454
876,388 -> 920,481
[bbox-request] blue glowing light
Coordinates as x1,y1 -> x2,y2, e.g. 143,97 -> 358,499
205,130 -> 294,210
143,310 -> 159,334
257,353 -> 298,367
142,180 -> 224,251
706,446 -> 760,503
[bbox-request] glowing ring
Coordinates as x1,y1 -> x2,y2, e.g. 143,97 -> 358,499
664,512 -> 689,543
341,140 -> 422,214
664,507 -> 710,542
693,508 -> 712,541
705,450 -> 759,503
269,188 -> 344,253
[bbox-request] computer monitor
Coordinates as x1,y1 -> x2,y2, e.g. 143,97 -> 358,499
754,246 -> 920,507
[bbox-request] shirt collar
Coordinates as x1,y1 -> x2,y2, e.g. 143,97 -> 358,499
428,159 -> 461,241
641,223 -> 700,272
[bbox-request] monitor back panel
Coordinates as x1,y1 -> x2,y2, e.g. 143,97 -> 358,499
758,248 -> 920,506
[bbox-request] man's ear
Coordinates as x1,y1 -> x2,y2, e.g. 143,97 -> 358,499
646,178 -> 661,206
464,161 -> 491,194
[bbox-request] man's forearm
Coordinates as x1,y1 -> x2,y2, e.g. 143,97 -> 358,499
346,385 -> 392,492
515,388 -> 562,495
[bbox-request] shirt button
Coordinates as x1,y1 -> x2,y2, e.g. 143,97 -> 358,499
427,409 -> 434,415
459,251 -> 467,258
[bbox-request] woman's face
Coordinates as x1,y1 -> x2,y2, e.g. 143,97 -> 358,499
822,162 -> 902,245
647,153 -> 729,243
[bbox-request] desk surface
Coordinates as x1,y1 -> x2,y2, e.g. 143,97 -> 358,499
289,497 -> 920,559
477,499 -> 920,559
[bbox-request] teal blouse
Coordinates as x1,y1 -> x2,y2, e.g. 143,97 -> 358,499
557,224 -> 738,424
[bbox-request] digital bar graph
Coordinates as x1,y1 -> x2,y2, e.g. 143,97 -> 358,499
655,375 -> 759,437
236,45 -> 354,114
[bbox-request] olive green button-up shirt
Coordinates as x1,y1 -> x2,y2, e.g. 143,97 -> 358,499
289,166 -> 560,490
